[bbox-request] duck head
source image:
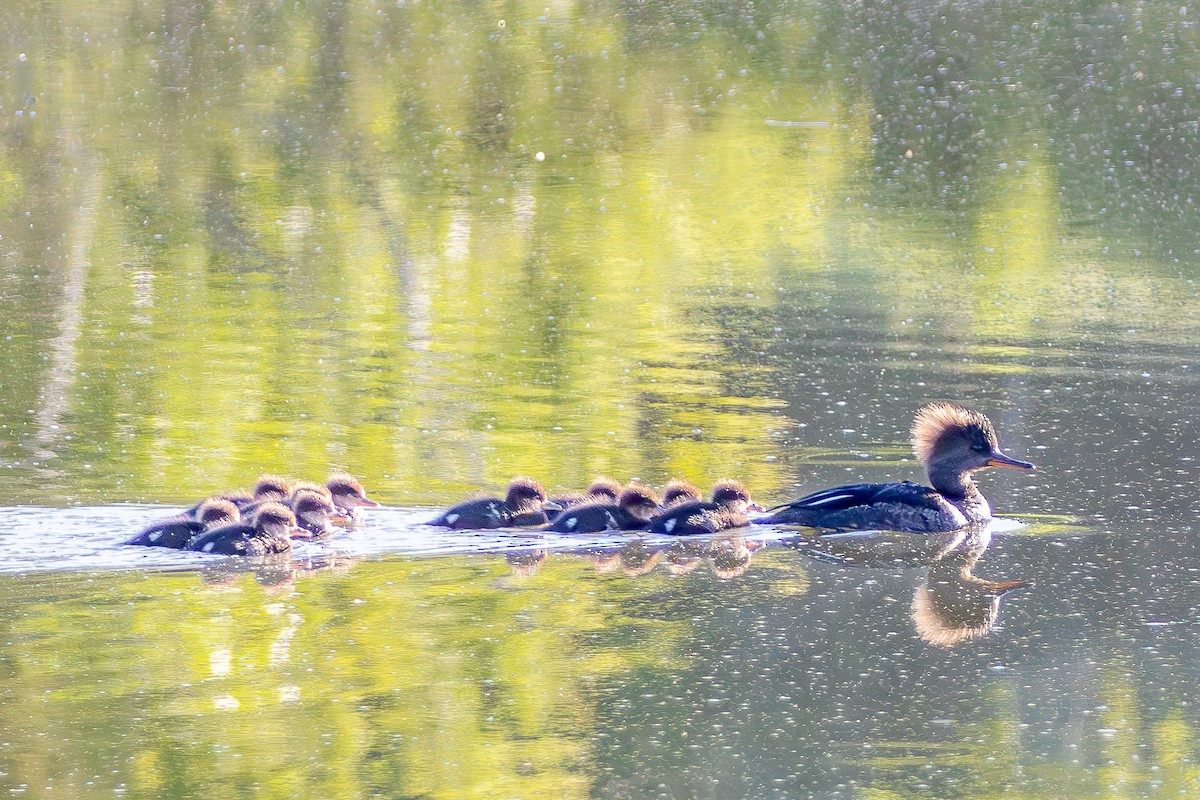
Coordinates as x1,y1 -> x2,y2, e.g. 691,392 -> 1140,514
618,485 -> 661,521
661,478 -> 702,507
710,479 -> 762,513
252,502 -> 307,541
911,402 -> 1034,479
292,490 -> 338,537
327,473 -> 379,514
196,498 -> 241,529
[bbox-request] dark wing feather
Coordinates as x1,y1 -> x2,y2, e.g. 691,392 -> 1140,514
765,483 -> 897,514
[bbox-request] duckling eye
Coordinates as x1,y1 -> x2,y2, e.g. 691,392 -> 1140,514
970,443 -> 988,453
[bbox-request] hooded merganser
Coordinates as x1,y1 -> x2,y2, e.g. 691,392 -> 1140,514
584,476 -> 622,504
184,489 -> 254,518
549,476 -> 624,510
327,473 -> 380,520
758,402 -> 1035,532
290,490 -> 339,538
252,474 -> 293,503
428,476 -> 558,529
544,485 -> 661,533
648,479 -> 759,535
187,502 -> 309,556
660,478 -> 703,508
126,498 -> 242,549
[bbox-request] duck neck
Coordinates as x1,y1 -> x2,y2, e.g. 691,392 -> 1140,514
927,464 -> 991,522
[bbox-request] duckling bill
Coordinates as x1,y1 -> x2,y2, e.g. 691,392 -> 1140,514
759,402 -> 1034,532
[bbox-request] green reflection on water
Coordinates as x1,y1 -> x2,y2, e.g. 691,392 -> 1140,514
5,0 -> 1200,506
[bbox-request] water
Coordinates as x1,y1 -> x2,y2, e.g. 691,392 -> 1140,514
4,0 -> 1200,796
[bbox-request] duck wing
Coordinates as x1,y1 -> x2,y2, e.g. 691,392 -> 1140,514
766,481 -> 943,512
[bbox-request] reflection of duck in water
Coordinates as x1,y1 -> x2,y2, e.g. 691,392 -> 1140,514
759,403 -> 1034,532
790,526 -> 1028,647
912,529 -> 1028,647
428,477 -> 559,529
506,549 -> 548,578
708,537 -> 754,579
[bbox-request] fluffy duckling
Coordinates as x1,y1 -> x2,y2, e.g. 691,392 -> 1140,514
291,490 -> 339,538
327,473 -> 380,520
758,402 -> 1034,532
428,477 -> 557,529
126,498 -> 242,549
648,479 -> 758,535
661,478 -> 703,508
544,485 -> 661,533
186,503 -> 308,557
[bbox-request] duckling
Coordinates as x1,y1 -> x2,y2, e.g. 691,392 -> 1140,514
584,476 -> 623,504
648,479 -> 759,535
428,477 -> 557,529
290,489 -> 339,538
544,485 -> 661,533
126,498 -> 241,549
549,476 -> 623,510
183,489 -> 254,518
251,474 -> 293,503
327,473 -> 380,520
759,402 -> 1034,532
186,503 -> 308,557
660,478 -> 703,508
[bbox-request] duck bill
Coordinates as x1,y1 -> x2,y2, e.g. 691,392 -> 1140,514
289,526 -> 314,540
746,502 -> 765,513
356,499 -> 380,508
987,452 -> 1035,470
542,500 -> 564,513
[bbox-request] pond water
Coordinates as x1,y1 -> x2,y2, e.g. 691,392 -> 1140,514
4,0 -> 1200,797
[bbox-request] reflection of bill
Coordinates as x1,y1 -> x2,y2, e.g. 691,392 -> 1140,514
788,525 -> 1028,647
911,529 -> 1027,647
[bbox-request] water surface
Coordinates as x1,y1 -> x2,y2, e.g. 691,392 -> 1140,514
3,0 -> 1200,797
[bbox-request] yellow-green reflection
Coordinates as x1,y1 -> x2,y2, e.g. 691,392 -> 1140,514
5,0 -> 1200,506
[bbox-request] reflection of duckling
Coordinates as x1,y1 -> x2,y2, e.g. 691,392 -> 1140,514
429,477 -> 557,529
911,529 -> 1028,647
661,478 -> 703,508
664,540 -> 708,575
760,403 -> 1034,531
708,538 -> 753,579
619,540 -> 661,577
187,503 -> 307,557
506,550 -> 548,578
126,499 -> 242,549
649,480 -> 759,535
544,486 -> 660,533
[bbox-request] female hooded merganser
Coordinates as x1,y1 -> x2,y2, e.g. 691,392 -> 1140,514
544,485 -> 661,533
758,402 -> 1035,532
187,502 -> 309,556
326,473 -> 380,520
126,498 -> 242,549
428,476 -> 558,529
648,479 -> 759,535
660,478 -> 703,508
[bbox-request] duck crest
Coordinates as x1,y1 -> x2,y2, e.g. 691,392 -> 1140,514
910,402 -> 996,464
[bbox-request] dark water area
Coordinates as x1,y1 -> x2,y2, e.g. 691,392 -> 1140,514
3,0 -> 1200,796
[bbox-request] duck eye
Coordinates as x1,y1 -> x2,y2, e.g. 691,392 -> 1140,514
970,443 -> 988,453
